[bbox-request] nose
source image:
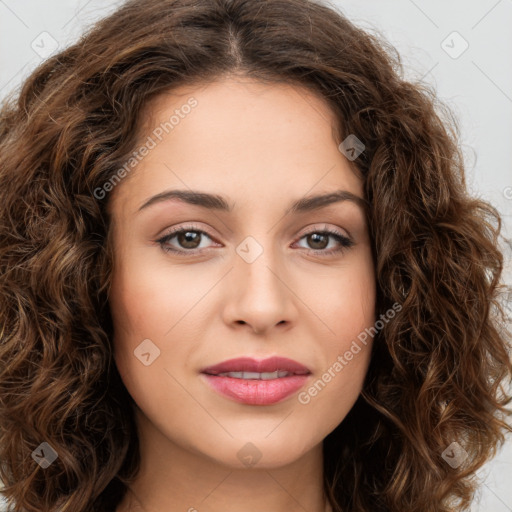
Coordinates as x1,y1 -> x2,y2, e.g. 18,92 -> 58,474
222,241 -> 298,335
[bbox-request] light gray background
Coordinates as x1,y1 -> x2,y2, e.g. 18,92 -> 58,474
1,1 -> 511,510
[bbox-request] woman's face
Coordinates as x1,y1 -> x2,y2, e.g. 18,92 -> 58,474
108,76 -> 376,468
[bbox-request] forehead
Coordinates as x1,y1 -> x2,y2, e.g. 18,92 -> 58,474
108,76 -> 363,215
141,75 -> 337,125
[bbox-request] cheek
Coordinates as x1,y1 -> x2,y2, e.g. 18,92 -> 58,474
298,348 -> 372,438
109,262 -> 194,419
316,253 -> 376,351
296,253 -> 375,427
110,251 -> 204,340
297,309 -> 375,436
109,247 -> 213,396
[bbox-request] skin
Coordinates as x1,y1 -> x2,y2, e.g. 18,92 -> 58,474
110,75 -> 376,512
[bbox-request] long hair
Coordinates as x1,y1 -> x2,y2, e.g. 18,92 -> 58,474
1,0 -> 511,510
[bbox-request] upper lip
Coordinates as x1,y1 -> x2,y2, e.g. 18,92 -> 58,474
201,356 -> 311,375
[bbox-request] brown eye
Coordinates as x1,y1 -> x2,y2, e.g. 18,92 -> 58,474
156,224 -> 218,254
306,232 -> 329,250
294,228 -> 354,256
176,231 -> 202,249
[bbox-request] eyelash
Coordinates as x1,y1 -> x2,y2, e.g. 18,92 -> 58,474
155,223 -> 354,257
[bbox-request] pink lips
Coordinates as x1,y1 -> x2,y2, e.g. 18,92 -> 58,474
200,356 -> 311,405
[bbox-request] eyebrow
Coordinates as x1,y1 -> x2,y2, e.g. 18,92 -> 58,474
137,188 -> 367,214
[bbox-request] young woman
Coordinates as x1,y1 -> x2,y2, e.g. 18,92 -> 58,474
0,0 -> 510,511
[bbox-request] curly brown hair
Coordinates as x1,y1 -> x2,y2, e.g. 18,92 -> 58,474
1,0 -> 511,510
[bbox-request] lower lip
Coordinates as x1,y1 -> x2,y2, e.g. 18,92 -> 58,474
201,374 -> 310,405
